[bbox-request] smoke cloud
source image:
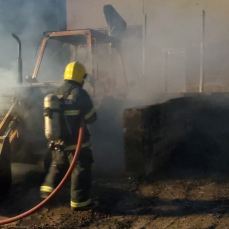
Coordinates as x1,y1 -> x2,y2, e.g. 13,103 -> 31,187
0,0 -> 66,83
1,0 -> 229,176
0,0 -> 66,163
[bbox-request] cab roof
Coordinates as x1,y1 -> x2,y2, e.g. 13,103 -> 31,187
44,29 -> 120,46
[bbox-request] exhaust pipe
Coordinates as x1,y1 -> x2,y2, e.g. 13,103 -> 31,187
12,33 -> 23,85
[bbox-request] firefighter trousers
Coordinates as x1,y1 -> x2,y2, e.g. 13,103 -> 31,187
40,147 -> 94,207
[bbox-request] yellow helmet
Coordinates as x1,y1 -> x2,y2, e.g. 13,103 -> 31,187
64,61 -> 86,84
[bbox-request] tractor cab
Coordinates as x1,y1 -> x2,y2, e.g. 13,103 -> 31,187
27,29 -> 128,101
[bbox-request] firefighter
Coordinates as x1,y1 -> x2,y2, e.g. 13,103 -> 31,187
40,61 -> 98,210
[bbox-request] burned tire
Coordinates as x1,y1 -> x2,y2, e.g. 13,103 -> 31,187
0,173 -> 12,197
0,137 -> 12,197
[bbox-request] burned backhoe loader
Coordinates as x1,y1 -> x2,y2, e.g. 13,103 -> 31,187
0,5 -> 133,195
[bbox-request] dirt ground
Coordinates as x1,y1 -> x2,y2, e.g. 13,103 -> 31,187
1,163 -> 229,229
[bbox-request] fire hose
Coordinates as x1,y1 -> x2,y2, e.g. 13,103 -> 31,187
0,119 -> 84,226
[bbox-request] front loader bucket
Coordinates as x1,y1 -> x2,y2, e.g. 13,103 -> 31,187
0,137 -> 12,196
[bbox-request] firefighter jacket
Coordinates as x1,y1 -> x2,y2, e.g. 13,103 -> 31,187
53,81 -> 96,150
